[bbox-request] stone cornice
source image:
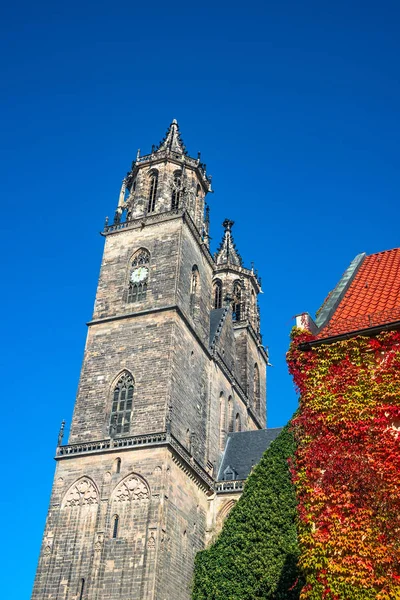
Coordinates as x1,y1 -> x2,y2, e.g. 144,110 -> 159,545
56,431 -> 215,493
102,209 -> 215,269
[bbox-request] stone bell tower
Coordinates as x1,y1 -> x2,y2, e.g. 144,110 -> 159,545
32,121 -> 269,600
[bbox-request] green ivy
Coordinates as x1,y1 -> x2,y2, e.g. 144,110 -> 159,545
192,425 -> 302,600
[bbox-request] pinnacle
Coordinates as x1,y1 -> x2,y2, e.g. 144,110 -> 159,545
155,119 -> 187,155
215,219 -> 243,267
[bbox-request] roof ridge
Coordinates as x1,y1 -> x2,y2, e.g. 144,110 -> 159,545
316,253 -> 366,330
368,247 -> 400,256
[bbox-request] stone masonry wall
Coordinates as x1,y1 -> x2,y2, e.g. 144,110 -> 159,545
69,313 -> 173,444
32,446 -> 211,600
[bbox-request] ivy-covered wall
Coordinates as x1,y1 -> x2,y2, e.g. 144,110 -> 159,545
287,328 -> 400,600
192,426 -> 302,600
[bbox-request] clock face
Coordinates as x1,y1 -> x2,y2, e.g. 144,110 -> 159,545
130,266 -> 149,283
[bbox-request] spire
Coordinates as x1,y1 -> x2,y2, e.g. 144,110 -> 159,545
215,219 -> 243,267
156,119 -> 187,155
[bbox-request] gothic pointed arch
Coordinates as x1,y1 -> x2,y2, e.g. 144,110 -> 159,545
147,168 -> 158,213
171,170 -> 183,210
227,396 -> 234,433
219,392 -> 227,450
109,370 -> 135,436
232,280 -> 244,322
62,476 -> 99,508
216,499 -> 237,534
235,412 -> 241,432
111,472 -> 150,503
254,363 -> 261,412
213,279 -> 223,309
127,248 -> 150,304
190,264 -> 199,317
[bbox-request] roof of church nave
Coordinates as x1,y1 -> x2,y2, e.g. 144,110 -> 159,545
315,247 -> 400,338
218,428 -> 283,481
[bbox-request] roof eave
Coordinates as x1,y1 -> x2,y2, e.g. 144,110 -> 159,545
299,319 -> 400,350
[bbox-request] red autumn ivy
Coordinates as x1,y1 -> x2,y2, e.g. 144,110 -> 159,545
287,328 -> 400,600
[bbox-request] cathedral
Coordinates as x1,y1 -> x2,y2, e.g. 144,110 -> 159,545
32,121 -> 281,600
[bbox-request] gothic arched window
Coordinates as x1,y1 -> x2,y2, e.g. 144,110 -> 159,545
171,171 -> 182,210
235,413 -> 241,432
214,280 -> 222,309
147,170 -> 158,213
251,288 -> 258,330
232,281 -> 243,322
79,578 -> 85,600
190,265 -> 199,317
112,515 -> 119,539
228,396 -> 234,433
110,372 -> 134,436
219,393 -> 226,450
254,364 -> 260,412
127,249 -> 150,303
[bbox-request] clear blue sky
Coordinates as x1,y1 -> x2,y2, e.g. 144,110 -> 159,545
1,0 -> 400,596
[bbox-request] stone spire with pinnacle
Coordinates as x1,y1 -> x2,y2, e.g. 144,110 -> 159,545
215,219 -> 243,267
156,119 -> 188,155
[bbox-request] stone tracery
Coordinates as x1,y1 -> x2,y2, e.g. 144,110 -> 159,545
64,477 -> 98,507
113,474 -> 150,502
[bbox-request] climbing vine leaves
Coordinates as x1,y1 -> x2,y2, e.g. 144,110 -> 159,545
287,328 -> 400,600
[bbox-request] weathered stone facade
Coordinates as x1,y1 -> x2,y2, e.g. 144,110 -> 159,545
32,121 -> 269,600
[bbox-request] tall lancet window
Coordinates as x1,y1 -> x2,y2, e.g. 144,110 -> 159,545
228,396 -> 234,433
254,364 -> 261,412
171,171 -> 182,210
214,280 -> 222,309
190,265 -> 199,317
127,249 -> 150,303
219,393 -> 227,450
110,372 -> 135,436
147,170 -> 158,213
232,281 -> 243,322
251,289 -> 256,324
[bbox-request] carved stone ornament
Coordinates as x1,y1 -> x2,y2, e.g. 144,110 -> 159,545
113,475 -> 149,503
94,532 -> 104,552
147,532 -> 156,549
65,478 -> 98,507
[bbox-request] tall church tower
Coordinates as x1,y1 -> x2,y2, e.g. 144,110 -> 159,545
32,121 -> 269,600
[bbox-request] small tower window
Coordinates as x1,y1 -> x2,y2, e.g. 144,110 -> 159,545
232,281 -> 243,322
251,289 -> 257,327
186,428 -> 191,452
213,280 -> 222,309
110,372 -> 134,436
79,578 -> 85,600
112,515 -> 119,539
254,364 -> 260,412
219,393 -> 226,450
190,265 -> 199,317
114,458 -> 121,474
147,170 -> 158,213
127,249 -> 150,304
235,413 -> 241,432
228,396 -> 234,433
171,171 -> 182,210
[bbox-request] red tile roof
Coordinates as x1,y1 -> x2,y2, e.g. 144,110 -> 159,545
319,248 -> 400,338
